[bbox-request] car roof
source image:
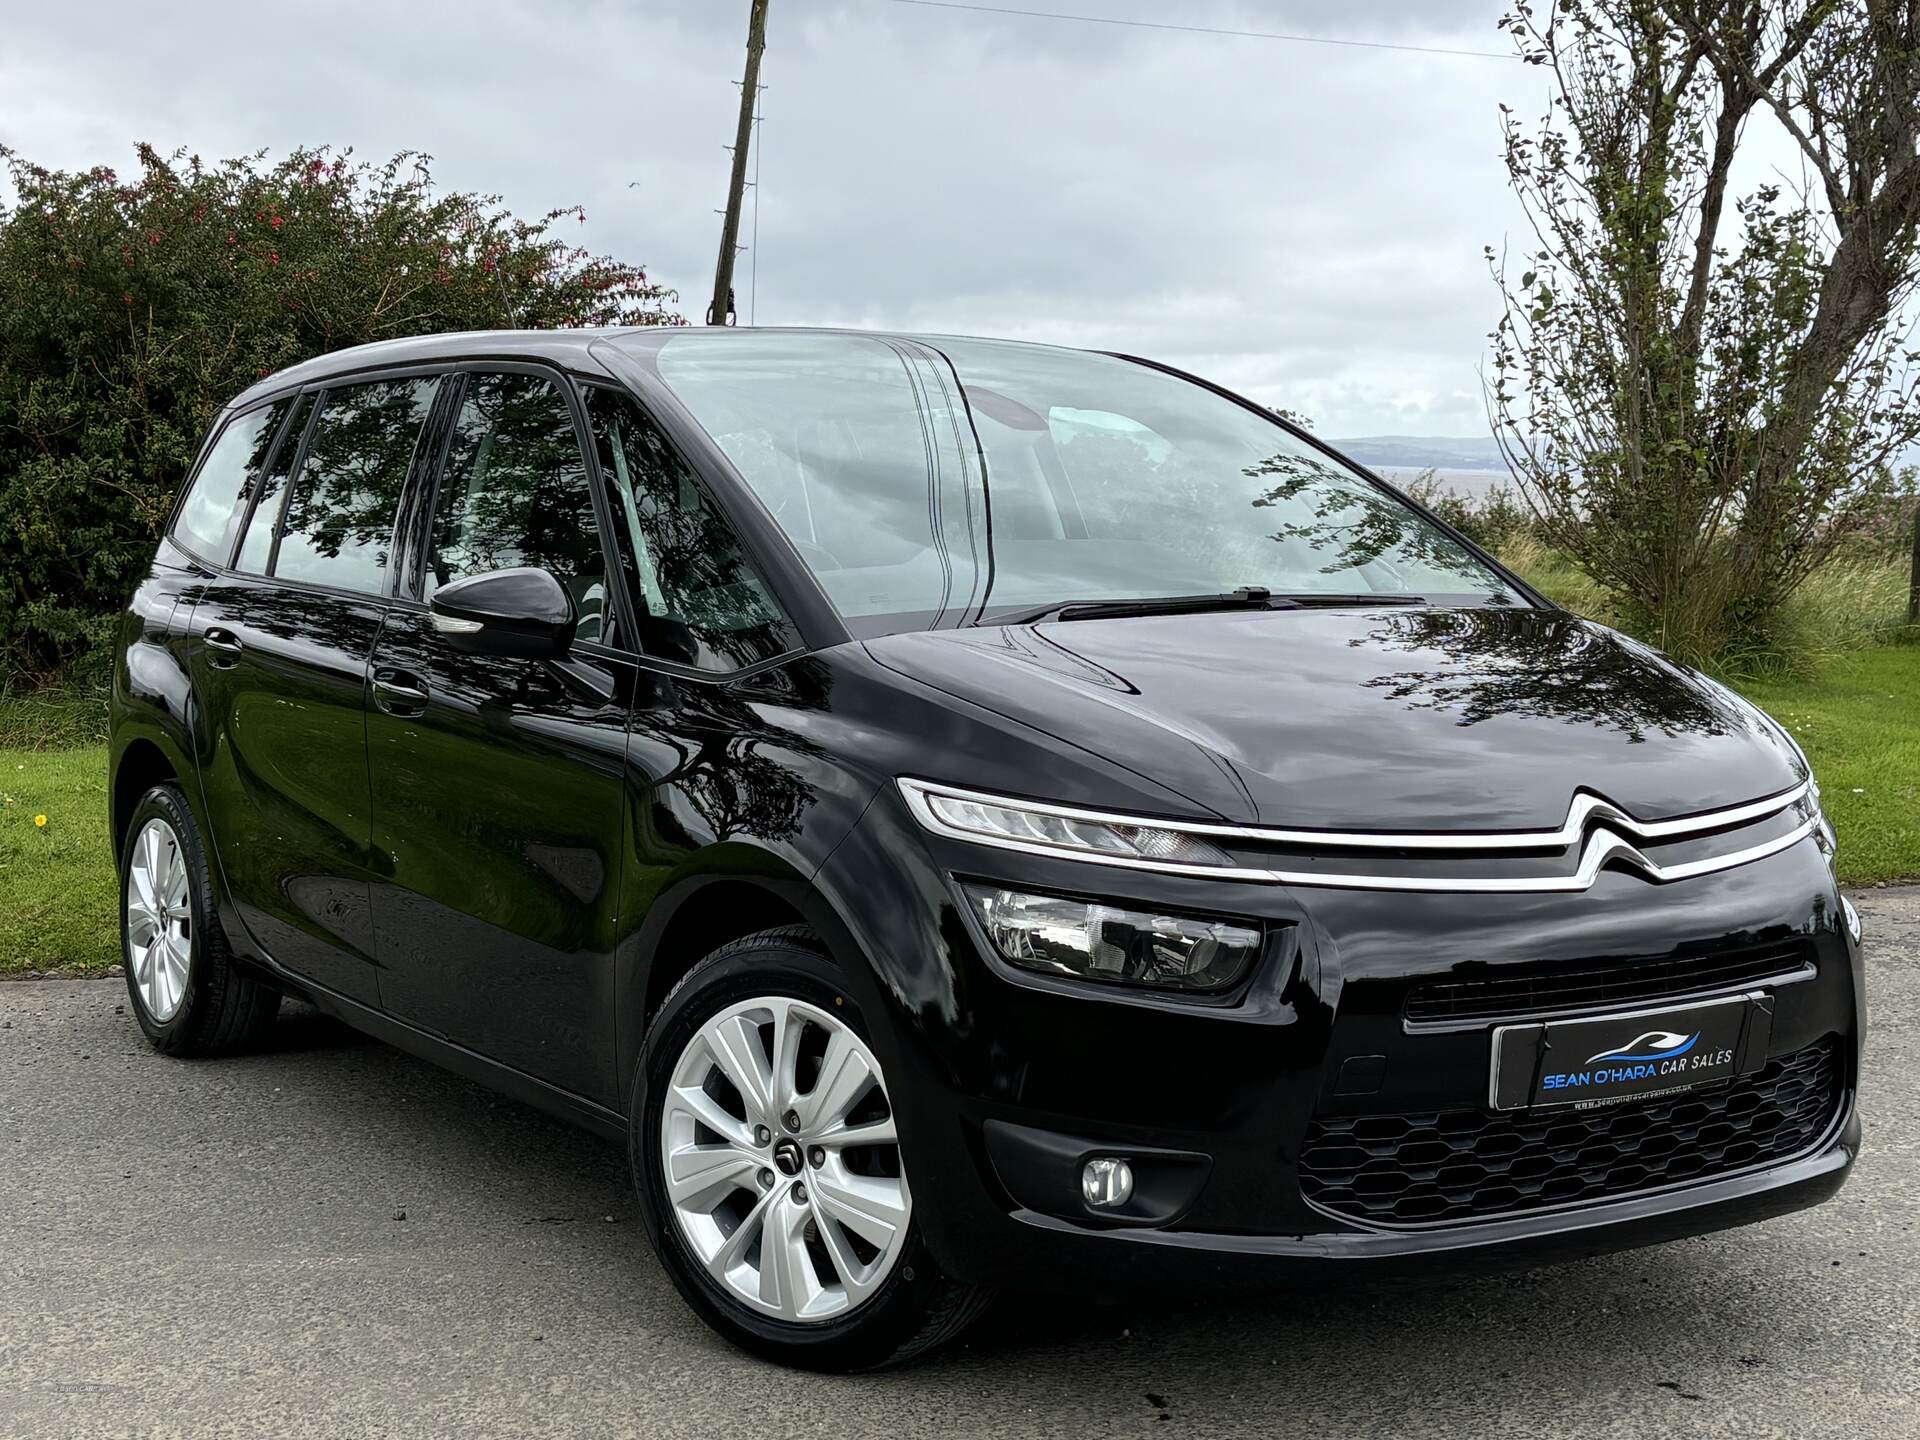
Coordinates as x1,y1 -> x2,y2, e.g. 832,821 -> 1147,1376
229,325 -> 1107,412
228,327 -> 638,410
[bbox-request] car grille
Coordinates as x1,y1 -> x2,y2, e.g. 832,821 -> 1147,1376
1299,1039 -> 1842,1226
1402,945 -> 1811,1024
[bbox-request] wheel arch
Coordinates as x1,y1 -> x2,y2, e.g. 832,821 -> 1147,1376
614,864 -> 891,1113
110,731 -> 194,866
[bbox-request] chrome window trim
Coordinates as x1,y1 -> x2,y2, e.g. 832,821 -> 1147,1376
897,777 -> 1819,894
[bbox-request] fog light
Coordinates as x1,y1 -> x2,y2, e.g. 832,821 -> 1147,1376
1082,1157 -> 1134,1208
1842,894 -> 1862,944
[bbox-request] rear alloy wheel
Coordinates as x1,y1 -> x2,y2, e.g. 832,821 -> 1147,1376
632,928 -> 991,1369
120,783 -> 280,1057
125,817 -> 193,1022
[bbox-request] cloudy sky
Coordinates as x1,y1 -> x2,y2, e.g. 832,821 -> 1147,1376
5,0 -> 1561,437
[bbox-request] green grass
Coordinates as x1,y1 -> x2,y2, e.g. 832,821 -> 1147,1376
0,649 -> 1915,977
1499,538 -> 1919,679
0,686 -> 108,750
1737,645 -> 1920,888
0,744 -> 116,975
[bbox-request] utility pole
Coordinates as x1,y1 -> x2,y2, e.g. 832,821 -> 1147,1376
1908,490 -> 1919,625
709,0 -> 769,326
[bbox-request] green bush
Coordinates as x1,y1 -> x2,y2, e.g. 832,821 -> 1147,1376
1500,533 -> 1915,680
0,143 -> 681,680
1405,471 -> 1539,556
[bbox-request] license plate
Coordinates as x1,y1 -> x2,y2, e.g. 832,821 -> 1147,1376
1491,995 -> 1760,1111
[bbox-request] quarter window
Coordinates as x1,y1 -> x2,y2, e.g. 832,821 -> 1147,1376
427,374 -> 613,645
583,386 -> 800,671
171,401 -> 291,565
273,378 -> 438,594
235,392 -> 314,575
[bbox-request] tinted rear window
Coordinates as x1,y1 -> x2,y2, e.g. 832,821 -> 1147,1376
273,378 -> 438,594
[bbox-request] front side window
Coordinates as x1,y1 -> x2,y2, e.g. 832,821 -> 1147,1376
272,377 -> 438,594
929,339 -> 1513,617
583,385 -> 800,671
172,400 -> 291,565
427,373 -> 612,645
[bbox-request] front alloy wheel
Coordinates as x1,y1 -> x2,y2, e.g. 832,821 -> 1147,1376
632,928 -> 989,1369
661,996 -> 910,1322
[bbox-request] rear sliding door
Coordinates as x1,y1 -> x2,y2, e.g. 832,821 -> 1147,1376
189,375 -> 439,1004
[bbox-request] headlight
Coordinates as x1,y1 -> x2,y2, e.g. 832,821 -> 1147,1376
899,779 -> 1239,873
1808,779 -> 1840,882
963,885 -> 1262,993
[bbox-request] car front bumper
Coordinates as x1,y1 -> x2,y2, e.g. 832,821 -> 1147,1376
811,789 -> 1865,1294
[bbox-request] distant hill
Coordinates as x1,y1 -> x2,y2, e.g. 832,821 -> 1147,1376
1328,435 -> 1507,471
1329,434 -> 1920,474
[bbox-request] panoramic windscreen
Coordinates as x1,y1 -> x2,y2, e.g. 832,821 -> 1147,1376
931,337 -> 1513,617
654,331 -> 1512,634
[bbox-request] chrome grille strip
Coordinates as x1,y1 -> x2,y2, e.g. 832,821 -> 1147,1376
898,778 -> 1819,893
1262,818 -> 1815,894
902,776 -> 1812,851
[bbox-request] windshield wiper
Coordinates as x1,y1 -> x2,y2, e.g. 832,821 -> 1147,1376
981,587 -> 1297,627
980,588 -> 1432,626
1271,592 -> 1428,607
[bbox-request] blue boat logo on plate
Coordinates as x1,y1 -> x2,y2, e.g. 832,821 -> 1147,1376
1583,1030 -> 1700,1066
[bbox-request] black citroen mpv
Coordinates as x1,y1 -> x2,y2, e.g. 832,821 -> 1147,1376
111,326 -> 1864,1369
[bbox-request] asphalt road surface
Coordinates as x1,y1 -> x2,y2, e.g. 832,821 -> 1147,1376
3,891 -> 1916,1440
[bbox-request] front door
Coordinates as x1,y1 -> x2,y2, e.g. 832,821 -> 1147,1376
366,369 -> 632,1104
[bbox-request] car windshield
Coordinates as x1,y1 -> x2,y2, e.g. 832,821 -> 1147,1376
651,332 -> 1514,635
933,338 -> 1513,620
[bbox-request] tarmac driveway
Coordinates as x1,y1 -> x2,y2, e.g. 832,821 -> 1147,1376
1,889 -> 1915,1439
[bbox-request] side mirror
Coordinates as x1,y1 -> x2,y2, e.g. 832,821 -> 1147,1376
429,567 -> 576,659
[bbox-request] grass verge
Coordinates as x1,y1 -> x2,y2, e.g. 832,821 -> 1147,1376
0,745 -> 116,975
0,686 -> 109,750
1737,645 -> 1920,889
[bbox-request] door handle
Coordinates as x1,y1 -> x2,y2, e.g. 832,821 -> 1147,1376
204,626 -> 243,669
372,668 -> 430,717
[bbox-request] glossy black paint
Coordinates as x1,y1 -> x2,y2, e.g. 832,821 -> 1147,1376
427,566 -> 579,659
110,327 -> 1862,1300
865,605 -> 1804,827
185,567 -> 388,1003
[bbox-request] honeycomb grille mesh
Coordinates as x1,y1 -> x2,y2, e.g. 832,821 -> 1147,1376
1299,1039 -> 1841,1226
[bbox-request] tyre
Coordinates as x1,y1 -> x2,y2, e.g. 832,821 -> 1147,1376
120,782 -> 280,1056
631,926 -> 991,1370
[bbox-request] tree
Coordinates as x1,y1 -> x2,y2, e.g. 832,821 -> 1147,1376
0,143 -> 681,677
1487,0 -> 1920,668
